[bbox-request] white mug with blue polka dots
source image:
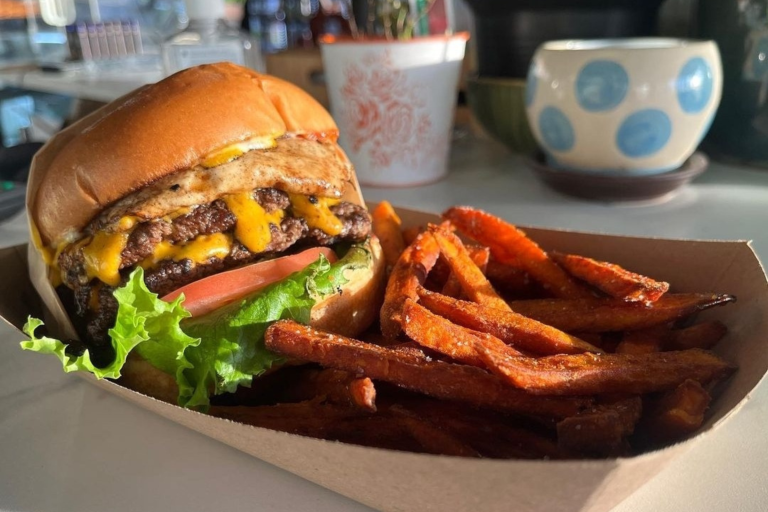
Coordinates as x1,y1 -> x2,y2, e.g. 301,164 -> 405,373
525,39 -> 722,175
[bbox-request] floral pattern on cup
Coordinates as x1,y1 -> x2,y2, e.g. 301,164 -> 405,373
339,50 -> 446,173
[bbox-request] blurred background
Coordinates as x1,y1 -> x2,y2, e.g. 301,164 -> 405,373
1,0 -> 767,201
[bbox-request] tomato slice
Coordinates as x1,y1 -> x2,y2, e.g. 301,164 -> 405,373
162,247 -> 337,317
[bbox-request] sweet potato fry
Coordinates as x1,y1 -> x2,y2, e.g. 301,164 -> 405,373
557,397 -> 642,457
313,369 -> 376,412
349,378 -> 377,412
440,415 -> 563,459
280,368 -> 377,411
442,245 -> 490,298
210,401 -> 365,436
471,246 -> 491,271
617,321 -> 729,354
441,274 -> 463,298
402,299 -> 522,367
265,320 -> 592,418
402,226 -> 423,246
359,327 -> 399,347
210,402 -> 426,452
430,224 -> 510,311
666,321 -> 728,351
389,343 -> 458,364
508,293 -> 736,333
380,230 -> 440,338
372,201 -> 406,271
443,206 -> 592,299
427,255 -> 452,289
390,341 -> 429,355
551,252 -> 669,303
642,379 -> 711,442
473,342 -> 734,396
485,259 -> 543,299
572,332 -> 605,347
388,405 -> 480,457
418,288 -> 602,355
387,397 -> 564,459
615,330 -> 664,354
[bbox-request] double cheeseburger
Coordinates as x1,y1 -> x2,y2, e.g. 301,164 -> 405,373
24,63 -> 385,408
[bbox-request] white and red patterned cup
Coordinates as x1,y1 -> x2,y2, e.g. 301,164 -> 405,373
321,34 -> 469,187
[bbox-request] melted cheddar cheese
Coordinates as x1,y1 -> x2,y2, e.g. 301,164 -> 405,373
289,193 -> 343,236
81,231 -> 129,286
30,221 -> 55,266
31,221 -> 65,287
141,233 -> 233,269
223,192 -> 284,254
201,136 -> 277,168
117,216 -> 139,231
52,191 -> 346,289
164,207 -> 191,221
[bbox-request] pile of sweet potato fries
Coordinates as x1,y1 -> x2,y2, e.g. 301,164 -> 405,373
211,203 -> 737,459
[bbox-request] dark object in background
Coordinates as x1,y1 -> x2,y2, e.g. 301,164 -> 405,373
0,142 -> 40,182
696,0 -> 768,167
0,142 -> 41,221
466,77 -> 537,155
464,0 -> 666,78
242,0 -> 293,53
309,1 -> 354,45
243,0 -> 320,52
527,152 -> 708,204
243,0 -> 354,52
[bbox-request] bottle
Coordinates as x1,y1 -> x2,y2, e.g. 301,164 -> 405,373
310,0 -> 353,45
245,0 -> 289,54
162,0 -> 263,75
285,0 -> 315,49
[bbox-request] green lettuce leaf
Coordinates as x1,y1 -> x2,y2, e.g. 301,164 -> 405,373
110,267 -> 201,404
19,268 -> 199,384
21,316 -> 129,379
20,243 -> 371,411
180,244 -> 371,410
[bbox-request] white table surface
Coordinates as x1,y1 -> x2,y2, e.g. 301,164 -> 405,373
0,67 -> 161,102
2,138 -> 768,512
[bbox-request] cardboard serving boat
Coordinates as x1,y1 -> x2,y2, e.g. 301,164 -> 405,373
2,205 -> 767,512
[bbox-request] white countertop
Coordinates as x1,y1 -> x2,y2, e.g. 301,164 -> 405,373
2,139 -> 768,512
0,67 -> 162,102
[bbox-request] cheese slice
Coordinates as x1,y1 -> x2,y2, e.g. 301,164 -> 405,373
82,231 -> 129,287
223,192 -> 284,254
289,193 -> 343,236
201,136 -> 277,168
141,233 -> 233,269
117,216 -> 139,231
55,190 -> 348,289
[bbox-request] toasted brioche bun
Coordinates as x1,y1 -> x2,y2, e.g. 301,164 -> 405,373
119,236 -> 386,404
28,63 -> 340,247
310,236 -> 386,337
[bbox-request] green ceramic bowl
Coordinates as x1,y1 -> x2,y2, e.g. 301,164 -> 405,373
466,77 -> 539,155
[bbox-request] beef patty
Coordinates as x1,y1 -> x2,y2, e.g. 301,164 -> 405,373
58,188 -> 370,352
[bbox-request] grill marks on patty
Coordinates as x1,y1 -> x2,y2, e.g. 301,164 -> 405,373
57,188 -> 370,345
309,200 -> 371,245
120,189 -> 290,269
60,189 -> 369,290
144,217 -> 307,297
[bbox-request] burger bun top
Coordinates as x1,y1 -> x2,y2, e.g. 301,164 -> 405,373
28,63 -> 340,247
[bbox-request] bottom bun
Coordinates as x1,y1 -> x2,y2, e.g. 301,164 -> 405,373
310,236 -> 385,337
119,237 -> 386,404
120,353 -> 180,404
